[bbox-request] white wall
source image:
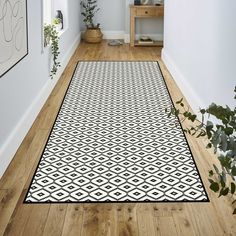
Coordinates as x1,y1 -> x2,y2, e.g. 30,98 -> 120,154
80,0 -> 125,39
0,0 -> 81,177
162,0 -> 236,112
96,0 -> 125,31
80,0 -> 126,31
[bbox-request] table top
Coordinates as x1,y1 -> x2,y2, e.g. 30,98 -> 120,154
130,4 -> 164,8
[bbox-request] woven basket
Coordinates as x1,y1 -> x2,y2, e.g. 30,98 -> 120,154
84,28 -> 103,43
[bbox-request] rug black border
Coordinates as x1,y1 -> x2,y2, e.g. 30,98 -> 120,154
23,61 -> 210,204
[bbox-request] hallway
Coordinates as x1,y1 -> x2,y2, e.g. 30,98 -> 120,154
0,42 -> 235,236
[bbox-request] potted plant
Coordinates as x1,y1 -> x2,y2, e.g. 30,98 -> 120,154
53,18 -> 62,31
80,0 -> 103,43
44,24 -> 61,79
166,87 -> 236,214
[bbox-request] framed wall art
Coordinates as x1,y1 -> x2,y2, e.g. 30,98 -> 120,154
0,0 -> 28,77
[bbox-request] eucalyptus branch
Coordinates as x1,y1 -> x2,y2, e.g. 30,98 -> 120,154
166,86 -> 236,214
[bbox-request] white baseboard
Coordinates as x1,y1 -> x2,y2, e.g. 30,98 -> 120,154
161,48 -> 204,114
124,33 -> 163,44
81,31 -> 163,43
102,31 -> 125,40
0,33 -> 81,178
81,30 -> 125,40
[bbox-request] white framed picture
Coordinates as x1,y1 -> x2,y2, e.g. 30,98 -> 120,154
0,0 -> 28,77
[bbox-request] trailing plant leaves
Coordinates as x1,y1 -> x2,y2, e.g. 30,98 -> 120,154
44,24 -> 60,79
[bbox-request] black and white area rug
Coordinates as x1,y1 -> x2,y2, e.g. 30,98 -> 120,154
24,61 -> 209,203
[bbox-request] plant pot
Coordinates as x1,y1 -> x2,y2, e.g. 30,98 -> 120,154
55,23 -> 62,31
84,28 -> 103,43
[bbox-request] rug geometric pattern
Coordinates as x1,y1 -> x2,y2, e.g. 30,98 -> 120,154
24,61 -> 209,203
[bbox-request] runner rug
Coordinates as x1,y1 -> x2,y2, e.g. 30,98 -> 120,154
24,61 -> 209,203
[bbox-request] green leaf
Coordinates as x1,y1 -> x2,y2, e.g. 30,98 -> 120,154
206,143 -> 212,149
231,182 -> 236,194
189,114 -> 197,122
220,132 -> 228,152
208,178 -> 214,183
219,187 -> 229,197
225,127 -> 233,135
174,109 -> 180,117
220,176 -> 226,188
232,166 -> 236,176
200,109 -> 206,114
210,182 -> 219,192
209,170 -> 214,176
213,164 -> 219,174
176,98 -> 183,104
206,121 -> 213,139
220,156 -> 232,169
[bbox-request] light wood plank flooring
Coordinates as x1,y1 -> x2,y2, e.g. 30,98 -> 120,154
0,41 -> 235,236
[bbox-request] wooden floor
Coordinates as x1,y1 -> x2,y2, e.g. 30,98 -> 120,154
0,41 -> 235,236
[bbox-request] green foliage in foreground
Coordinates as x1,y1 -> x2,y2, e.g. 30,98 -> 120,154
166,87 -> 236,214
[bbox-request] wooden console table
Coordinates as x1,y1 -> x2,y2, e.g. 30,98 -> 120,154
130,5 -> 164,47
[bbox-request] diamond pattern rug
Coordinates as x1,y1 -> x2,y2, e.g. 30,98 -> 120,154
24,61 -> 209,203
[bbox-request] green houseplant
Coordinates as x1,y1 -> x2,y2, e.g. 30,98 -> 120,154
166,87 -> 236,214
80,0 -> 103,43
52,18 -> 62,31
44,24 -> 61,79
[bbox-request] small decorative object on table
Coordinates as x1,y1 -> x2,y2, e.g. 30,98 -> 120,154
134,0 -> 141,5
138,36 -> 154,45
81,0 -> 103,43
108,40 -> 123,46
